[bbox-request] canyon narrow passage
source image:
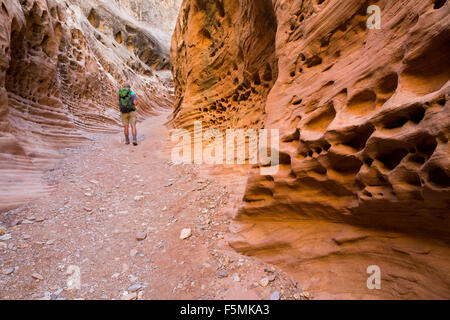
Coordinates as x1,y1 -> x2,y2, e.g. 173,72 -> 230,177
1,0 -> 449,301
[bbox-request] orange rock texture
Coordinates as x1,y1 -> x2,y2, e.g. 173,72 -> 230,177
0,0 -> 177,211
171,0 -> 278,129
171,0 -> 450,298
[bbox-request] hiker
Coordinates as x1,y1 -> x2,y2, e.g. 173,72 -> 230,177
118,83 -> 138,146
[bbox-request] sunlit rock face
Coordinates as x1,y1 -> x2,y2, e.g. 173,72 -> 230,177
112,0 -> 183,35
0,0 -> 181,211
171,0 -> 450,298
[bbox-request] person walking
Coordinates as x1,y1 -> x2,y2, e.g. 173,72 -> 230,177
118,83 -> 138,146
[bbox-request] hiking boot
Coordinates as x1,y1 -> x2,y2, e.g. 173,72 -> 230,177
133,140 -> 138,146
125,136 -> 130,145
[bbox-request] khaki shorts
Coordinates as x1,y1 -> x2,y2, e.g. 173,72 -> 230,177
121,111 -> 136,126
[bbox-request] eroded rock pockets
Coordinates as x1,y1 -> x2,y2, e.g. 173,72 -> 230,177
0,0 -> 176,211
171,0 -> 450,236
223,0 -> 449,235
170,0 -> 278,130
171,0 -> 450,298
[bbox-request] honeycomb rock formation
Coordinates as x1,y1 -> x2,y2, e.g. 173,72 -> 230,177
171,0 -> 450,298
0,0 -> 179,211
171,0 -> 278,129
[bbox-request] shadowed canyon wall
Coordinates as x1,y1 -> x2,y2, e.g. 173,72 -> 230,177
171,0 -> 450,298
171,0 -> 279,129
0,0 -> 180,211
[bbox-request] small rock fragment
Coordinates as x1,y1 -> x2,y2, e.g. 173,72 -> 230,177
267,274 -> 276,282
0,234 -> 12,241
32,273 -> 44,280
180,228 -> 192,240
3,268 -> 15,275
136,232 -> 147,241
270,291 -> 280,300
128,284 -> 142,292
259,277 -> 269,287
134,196 -> 145,201
217,270 -> 229,278
10,219 -> 21,227
51,288 -> 64,300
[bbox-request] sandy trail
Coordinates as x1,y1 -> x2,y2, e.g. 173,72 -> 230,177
0,111 -> 300,300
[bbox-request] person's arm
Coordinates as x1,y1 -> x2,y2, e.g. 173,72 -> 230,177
132,93 -> 138,106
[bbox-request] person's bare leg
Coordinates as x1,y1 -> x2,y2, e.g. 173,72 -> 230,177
131,123 -> 137,145
124,125 -> 130,144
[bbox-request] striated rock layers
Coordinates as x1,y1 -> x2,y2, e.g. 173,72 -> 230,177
0,0 -> 179,211
171,0 -> 450,298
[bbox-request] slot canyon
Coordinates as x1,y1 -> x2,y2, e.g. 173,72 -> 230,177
0,0 -> 449,300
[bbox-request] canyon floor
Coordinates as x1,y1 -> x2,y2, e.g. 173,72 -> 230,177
0,111 -> 303,300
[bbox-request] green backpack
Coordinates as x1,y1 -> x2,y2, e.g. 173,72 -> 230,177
119,88 -> 135,113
